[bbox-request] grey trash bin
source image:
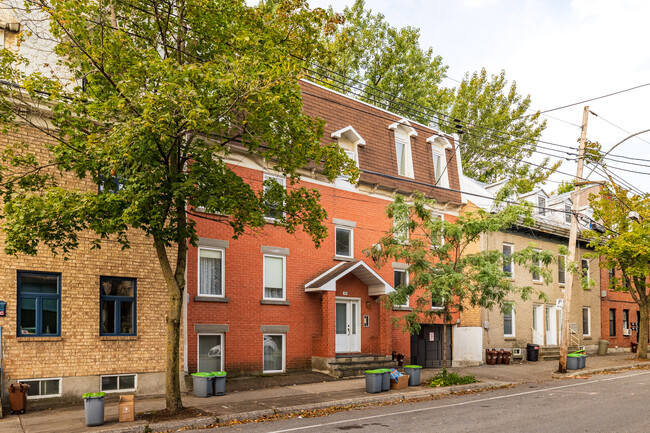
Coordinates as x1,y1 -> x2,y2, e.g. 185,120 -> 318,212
83,392 -> 105,427
404,365 -> 422,386
567,353 -> 580,370
598,339 -> 609,356
191,372 -> 213,397
364,370 -> 382,393
579,354 -> 587,369
211,371 -> 227,396
376,369 -> 390,392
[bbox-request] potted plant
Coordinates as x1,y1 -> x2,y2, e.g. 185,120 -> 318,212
83,392 -> 106,426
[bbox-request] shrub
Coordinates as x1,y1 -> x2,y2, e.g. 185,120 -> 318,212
427,368 -> 477,387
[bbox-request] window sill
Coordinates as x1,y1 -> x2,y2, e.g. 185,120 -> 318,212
260,299 -> 290,306
18,337 -> 63,342
583,336 -> 592,340
504,337 -> 517,341
333,255 -> 355,262
194,296 -> 229,303
392,306 -> 412,311
100,336 -> 138,341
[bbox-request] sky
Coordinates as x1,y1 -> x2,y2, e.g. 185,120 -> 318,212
307,0 -> 650,193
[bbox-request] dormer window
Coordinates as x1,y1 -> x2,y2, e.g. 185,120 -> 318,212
564,200 -> 572,223
331,126 -> 365,181
537,194 -> 546,216
388,119 -> 417,178
427,134 -> 452,189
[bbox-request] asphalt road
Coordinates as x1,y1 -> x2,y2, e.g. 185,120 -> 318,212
196,370 -> 650,433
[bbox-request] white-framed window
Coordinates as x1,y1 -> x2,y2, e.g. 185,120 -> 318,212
335,226 -> 353,258
394,130 -> 414,178
581,258 -> 589,280
197,333 -> 224,372
502,243 -> 514,277
338,150 -> 358,181
263,174 -> 286,220
264,254 -> 286,300
582,307 -> 591,337
393,213 -> 409,244
503,303 -> 515,337
198,247 -> 225,297
18,378 -> 61,399
431,298 -> 444,310
558,255 -> 566,285
393,269 -> 409,308
430,213 -> 444,247
101,374 -> 137,393
538,194 -> 546,216
532,250 -> 542,282
432,148 -> 449,188
564,201 -> 572,224
263,334 -> 285,373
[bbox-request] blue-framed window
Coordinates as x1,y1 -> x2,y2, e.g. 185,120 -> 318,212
100,276 -> 136,336
17,271 -> 61,337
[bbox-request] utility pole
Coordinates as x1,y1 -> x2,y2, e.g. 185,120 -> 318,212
558,106 -> 589,373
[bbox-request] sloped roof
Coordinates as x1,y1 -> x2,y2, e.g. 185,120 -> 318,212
304,260 -> 393,296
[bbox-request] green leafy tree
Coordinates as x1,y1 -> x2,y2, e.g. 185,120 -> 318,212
0,0 -> 356,412
367,194 -> 553,367
555,180 -> 576,195
586,185 -> 650,359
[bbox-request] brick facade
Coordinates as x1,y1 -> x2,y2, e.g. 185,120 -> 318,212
600,266 -> 642,351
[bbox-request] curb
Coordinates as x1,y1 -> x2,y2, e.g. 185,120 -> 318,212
553,361 -> 650,378
96,380 -> 509,432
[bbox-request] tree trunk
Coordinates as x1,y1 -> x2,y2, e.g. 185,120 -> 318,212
154,237 -> 185,413
442,321 -> 447,369
638,302 -> 649,359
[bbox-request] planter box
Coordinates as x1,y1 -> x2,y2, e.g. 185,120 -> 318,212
390,375 -> 410,390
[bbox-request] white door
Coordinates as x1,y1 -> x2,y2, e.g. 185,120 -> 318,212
546,305 -> 557,346
335,299 -> 361,353
533,305 -> 544,345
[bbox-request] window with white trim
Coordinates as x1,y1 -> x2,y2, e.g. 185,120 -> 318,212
394,130 -> 414,178
393,212 -> 409,244
198,247 -> 225,297
581,258 -> 589,280
263,334 -> 285,373
432,147 -> 449,188
582,307 -> 591,337
335,226 -> 353,258
503,303 -> 515,337
264,255 -> 285,300
101,374 -> 137,392
564,201 -> 572,224
198,334 -> 223,372
393,269 -> 409,308
18,378 -> 61,399
558,255 -> 566,285
263,174 -> 286,220
502,243 -> 513,277
431,213 -> 444,247
538,194 -> 546,216
532,250 -> 541,282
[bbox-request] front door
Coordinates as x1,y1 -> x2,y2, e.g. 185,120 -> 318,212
335,298 -> 361,353
533,304 -> 544,345
410,324 -> 452,368
546,305 -> 557,346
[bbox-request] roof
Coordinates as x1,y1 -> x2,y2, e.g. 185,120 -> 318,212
304,260 -> 393,296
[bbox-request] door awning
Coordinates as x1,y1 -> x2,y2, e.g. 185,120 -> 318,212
304,260 -> 393,296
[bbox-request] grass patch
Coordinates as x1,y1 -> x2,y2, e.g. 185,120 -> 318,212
426,368 -> 477,388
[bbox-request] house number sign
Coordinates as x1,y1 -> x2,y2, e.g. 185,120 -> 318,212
429,332 -> 435,342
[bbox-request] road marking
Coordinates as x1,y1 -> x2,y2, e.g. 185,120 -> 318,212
266,371 -> 650,433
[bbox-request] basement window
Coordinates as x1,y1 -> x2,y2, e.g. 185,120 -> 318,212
101,374 -> 137,392
18,378 -> 61,399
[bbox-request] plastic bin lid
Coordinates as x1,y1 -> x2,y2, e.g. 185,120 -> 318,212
567,353 -> 581,357
82,392 -> 106,398
191,372 -> 213,377
375,368 -> 390,373
364,369 -> 380,374
403,365 -> 422,369
211,371 -> 227,377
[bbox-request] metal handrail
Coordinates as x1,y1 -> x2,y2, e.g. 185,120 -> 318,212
569,327 -> 580,347
531,327 -> 543,344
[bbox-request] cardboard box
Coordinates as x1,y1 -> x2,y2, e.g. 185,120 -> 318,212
118,395 -> 135,422
390,374 -> 409,390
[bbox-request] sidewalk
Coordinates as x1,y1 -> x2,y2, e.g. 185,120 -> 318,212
2,353 -> 648,433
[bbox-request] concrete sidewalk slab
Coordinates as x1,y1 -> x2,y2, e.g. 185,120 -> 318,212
1,352 -> 646,433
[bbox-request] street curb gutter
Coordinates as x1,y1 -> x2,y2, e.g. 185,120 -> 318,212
553,361 -> 650,378
96,380 -> 509,433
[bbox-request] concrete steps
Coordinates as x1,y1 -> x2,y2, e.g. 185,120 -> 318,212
327,355 -> 398,378
540,345 -> 580,361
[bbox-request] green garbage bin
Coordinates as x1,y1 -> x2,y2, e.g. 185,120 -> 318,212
83,392 -> 105,427
567,353 -> 580,370
211,371 -> 227,396
404,365 -> 422,386
375,369 -> 390,391
364,370 -> 382,394
191,372 -> 213,397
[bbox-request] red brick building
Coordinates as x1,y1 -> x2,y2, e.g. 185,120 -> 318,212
183,80 -> 471,377
600,266 -> 641,351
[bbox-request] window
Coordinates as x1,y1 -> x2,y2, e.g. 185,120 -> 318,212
393,213 -> 409,244
198,334 -> 223,372
564,201 -> 572,224
608,267 -> 616,281
431,298 -> 444,310
98,173 -> 126,194
18,378 -> 61,399
581,258 -> 589,280
582,307 -> 590,336
502,244 -> 513,277
432,148 -> 449,188
609,309 -> 616,336
623,310 -> 630,333
538,195 -> 546,216
504,303 -> 515,337
264,255 -> 285,300
338,150 -> 358,181
17,271 -> 61,337
101,374 -> 136,392
431,213 -> 444,247
532,250 -> 541,282
394,131 -> 414,177
263,334 -> 285,373
100,276 -> 136,336
558,255 -> 566,285
198,248 -> 224,297
335,227 -> 353,258
264,174 -> 286,220
393,270 -> 409,308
